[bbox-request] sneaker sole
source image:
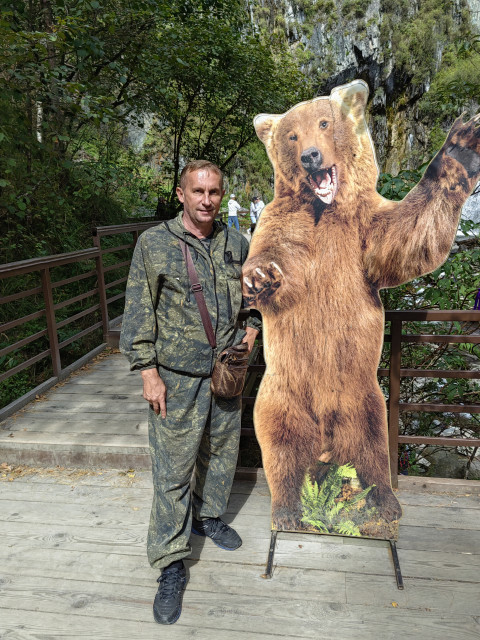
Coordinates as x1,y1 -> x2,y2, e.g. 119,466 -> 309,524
191,526 -> 242,551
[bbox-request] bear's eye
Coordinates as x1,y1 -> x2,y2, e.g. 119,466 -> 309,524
289,134 -> 297,141
320,121 -> 328,129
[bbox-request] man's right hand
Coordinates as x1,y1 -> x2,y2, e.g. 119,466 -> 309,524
141,369 -> 167,418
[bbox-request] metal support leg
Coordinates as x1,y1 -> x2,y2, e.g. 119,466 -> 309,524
389,540 -> 404,590
261,530 -> 278,579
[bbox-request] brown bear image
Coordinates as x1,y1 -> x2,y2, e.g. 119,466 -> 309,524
242,80 -> 480,535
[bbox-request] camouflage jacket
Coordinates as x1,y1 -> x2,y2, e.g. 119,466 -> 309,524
120,213 -> 261,376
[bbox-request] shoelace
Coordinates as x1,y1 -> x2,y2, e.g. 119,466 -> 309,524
157,570 -> 184,600
205,518 -> 229,539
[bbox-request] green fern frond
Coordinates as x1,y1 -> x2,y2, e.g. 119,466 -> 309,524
301,475 -> 321,509
337,463 -> 357,479
330,500 -> 346,517
301,515 -> 329,533
334,520 -> 361,536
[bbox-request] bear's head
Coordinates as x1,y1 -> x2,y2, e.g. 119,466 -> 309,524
254,80 -> 379,209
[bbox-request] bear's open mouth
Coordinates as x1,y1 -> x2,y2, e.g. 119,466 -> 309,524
307,166 -> 338,204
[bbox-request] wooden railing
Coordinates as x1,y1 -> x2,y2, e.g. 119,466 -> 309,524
0,222 -> 157,419
1,222 -> 479,482
384,310 -> 480,485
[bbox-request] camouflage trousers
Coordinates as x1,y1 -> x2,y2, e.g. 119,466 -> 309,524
147,365 -> 241,570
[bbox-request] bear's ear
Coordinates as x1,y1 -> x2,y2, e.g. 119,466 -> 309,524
254,113 -> 281,148
330,80 -> 369,127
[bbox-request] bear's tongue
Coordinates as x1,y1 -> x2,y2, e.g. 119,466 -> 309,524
308,166 -> 337,205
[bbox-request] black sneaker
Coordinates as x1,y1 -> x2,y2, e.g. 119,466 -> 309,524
153,561 -> 187,625
191,517 -> 242,550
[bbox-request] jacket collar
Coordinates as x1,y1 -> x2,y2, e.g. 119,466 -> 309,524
166,212 -> 226,246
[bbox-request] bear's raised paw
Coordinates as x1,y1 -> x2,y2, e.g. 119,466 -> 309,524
443,113 -> 480,180
242,261 -> 284,309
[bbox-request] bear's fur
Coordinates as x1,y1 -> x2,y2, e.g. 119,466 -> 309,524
243,80 -> 480,531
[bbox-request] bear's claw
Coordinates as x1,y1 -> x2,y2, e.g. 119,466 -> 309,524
242,261 -> 284,309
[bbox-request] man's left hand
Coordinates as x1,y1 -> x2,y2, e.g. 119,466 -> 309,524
242,327 -> 259,354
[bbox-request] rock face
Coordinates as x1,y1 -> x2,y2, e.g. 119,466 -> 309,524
267,0 -> 479,172
462,186 -> 480,225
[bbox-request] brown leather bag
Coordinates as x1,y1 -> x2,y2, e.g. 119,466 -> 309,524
179,239 -> 249,398
210,342 -> 249,398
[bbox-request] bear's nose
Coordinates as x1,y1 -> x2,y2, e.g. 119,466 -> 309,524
301,147 -> 323,171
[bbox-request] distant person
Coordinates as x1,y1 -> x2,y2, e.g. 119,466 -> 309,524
227,194 -> 241,231
254,195 -> 265,220
249,196 -> 258,233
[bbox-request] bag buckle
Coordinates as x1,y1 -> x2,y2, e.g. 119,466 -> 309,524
191,283 -> 203,292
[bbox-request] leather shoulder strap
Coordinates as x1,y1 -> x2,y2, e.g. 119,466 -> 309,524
179,239 -> 216,349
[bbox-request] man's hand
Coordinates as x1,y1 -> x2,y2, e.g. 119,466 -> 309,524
242,326 -> 259,354
141,368 -> 167,418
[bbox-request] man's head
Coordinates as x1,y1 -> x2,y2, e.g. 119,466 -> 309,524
179,160 -> 223,191
176,160 -> 225,237
230,194 -> 236,199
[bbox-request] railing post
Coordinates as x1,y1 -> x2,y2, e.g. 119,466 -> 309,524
41,267 -> 61,377
93,234 -> 109,339
388,319 -> 402,488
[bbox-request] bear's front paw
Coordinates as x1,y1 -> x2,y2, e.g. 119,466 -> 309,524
242,261 -> 284,309
271,505 -> 304,532
368,489 -> 402,522
445,113 -> 480,179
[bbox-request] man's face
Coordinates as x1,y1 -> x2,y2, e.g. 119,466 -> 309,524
176,169 -> 224,230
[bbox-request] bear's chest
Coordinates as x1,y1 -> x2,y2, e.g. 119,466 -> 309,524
308,220 -> 364,284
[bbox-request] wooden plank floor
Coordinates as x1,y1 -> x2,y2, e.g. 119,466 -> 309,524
0,351 -> 151,469
0,466 -> 479,639
1,350 -> 480,638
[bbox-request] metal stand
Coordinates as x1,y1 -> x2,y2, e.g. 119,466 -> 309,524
389,539 -> 404,589
261,529 -> 405,590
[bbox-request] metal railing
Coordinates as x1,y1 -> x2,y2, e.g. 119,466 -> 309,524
0,222 -> 157,419
1,222 -> 479,482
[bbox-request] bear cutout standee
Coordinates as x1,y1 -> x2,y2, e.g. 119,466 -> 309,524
242,80 -> 480,583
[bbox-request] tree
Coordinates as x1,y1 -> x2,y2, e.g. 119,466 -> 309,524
0,0 -> 311,257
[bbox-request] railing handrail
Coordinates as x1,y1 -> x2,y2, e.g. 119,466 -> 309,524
0,248 -> 100,279
386,309 -> 480,321
92,221 -> 158,237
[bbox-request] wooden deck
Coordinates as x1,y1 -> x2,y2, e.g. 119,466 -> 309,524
1,351 -> 480,638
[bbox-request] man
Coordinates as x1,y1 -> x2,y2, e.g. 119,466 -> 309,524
120,160 -> 260,625
227,193 -> 242,230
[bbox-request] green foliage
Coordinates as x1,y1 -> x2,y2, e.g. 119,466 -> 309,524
0,0 -> 311,260
300,463 -> 375,535
380,0 -> 458,85
342,0 -> 371,20
419,34 -> 480,126
377,163 -> 429,201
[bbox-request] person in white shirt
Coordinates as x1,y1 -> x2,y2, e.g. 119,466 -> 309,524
250,197 -> 257,225
254,196 -> 265,219
227,194 -> 242,231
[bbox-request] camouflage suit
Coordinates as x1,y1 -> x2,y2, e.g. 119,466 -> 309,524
120,213 -> 260,569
